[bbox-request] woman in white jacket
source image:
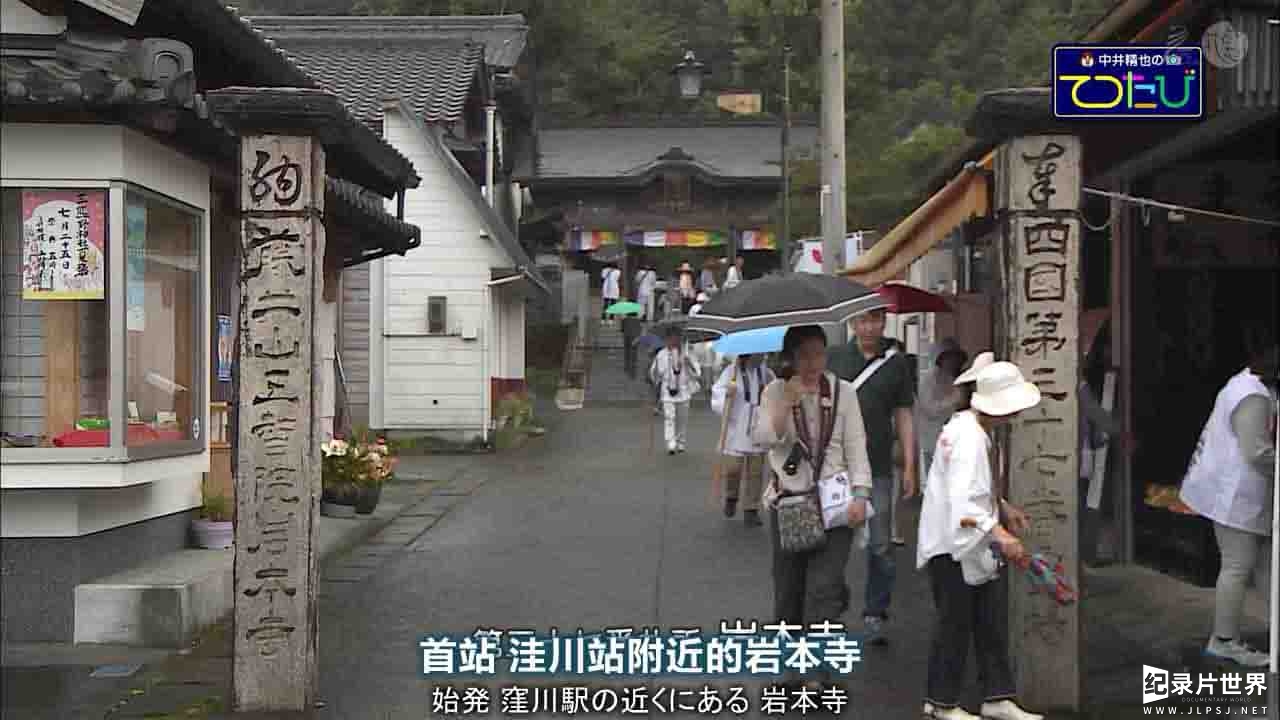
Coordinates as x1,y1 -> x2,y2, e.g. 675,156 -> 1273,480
917,361 -> 1043,720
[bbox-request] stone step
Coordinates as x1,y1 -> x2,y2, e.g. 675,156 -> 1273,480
74,549 -> 233,649
72,493 -> 416,648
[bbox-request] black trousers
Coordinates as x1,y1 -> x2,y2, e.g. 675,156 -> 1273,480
770,509 -> 853,628
925,556 -> 1016,708
623,339 -> 637,378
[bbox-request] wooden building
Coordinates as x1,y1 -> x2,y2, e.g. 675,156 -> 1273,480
0,0 -> 420,644
517,118 -> 820,288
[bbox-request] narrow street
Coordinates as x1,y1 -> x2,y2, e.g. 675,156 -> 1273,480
312,340 -> 940,719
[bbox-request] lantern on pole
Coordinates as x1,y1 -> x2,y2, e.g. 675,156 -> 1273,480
672,50 -> 707,99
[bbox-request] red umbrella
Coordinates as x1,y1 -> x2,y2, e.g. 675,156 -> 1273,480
875,281 -> 952,313
1081,307 -> 1111,355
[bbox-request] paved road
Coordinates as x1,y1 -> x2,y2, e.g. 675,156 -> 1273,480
312,352 -> 949,720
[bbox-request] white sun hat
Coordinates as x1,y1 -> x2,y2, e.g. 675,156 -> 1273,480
970,361 -> 1042,417
954,351 -> 995,385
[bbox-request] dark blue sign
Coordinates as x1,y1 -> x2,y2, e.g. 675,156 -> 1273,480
1053,45 -> 1202,119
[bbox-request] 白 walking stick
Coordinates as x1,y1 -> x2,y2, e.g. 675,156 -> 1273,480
711,365 -> 737,511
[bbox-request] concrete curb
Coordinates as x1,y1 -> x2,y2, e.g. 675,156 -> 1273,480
317,466 -> 466,566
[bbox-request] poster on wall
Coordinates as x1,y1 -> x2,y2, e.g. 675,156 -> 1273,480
22,190 -> 107,300
216,314 -> 233,382
126,203 -> 147,330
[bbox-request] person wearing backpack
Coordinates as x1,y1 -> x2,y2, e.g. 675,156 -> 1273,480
827,308 -> 917,646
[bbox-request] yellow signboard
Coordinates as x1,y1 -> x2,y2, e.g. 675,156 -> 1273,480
717,92 -> 762,115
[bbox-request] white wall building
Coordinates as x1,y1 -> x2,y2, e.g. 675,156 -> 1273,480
371,103 -> 543,439
252,15 -> 549,440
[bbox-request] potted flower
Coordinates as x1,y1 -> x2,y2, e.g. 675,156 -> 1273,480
321,438 -> 359,518
354,436 -> 397,515
193,478 -> 234,549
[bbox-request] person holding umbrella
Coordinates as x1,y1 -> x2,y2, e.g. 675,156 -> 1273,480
650,325 -> 701,455
1180,324 -> 1278,668
752,325 -> 873,693
621,311 -> 643,379
601,262 -> 622,321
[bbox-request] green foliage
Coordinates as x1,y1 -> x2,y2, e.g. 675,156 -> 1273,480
198,478 -> 233,523
242,0 -> 1117,231
496,393 -> 535,430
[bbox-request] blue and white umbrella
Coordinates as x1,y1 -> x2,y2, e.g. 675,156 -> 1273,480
712,326 -> 787,357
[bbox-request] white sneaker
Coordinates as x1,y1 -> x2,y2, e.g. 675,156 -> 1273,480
980,699 -> 1043,720
1205,637 -> 1269,668
922,703 -> 979,720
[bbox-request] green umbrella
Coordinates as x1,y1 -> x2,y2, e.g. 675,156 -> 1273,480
605,301 -> 643,316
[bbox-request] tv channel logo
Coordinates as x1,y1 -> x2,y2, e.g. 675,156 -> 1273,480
1053,45 -> 1203,119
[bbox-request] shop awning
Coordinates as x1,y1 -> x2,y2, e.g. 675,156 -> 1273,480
488,267 -> 542,300
842,153 -> 992,287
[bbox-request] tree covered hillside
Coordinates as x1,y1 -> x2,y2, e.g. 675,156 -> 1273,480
236,0 -> 1115,233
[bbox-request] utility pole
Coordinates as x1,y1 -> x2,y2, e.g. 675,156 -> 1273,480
780,45 -> 792,273
819,0 -> 846,277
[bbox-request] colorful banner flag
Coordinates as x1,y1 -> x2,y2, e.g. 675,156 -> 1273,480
565,230 -> 618,251
562,229 -> 741,249
22,190 -> 107,300
738,229 -> 776,250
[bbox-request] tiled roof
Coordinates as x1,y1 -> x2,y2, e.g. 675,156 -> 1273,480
248,36 -> 481,128
326,178 -> 421,266
528,125 -> 820,180
246,15 -> 528,68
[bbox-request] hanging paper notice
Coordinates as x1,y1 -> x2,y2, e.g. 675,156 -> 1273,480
22,190 -> 107,300
126,203 -> 147,330
216,314 -> 234,382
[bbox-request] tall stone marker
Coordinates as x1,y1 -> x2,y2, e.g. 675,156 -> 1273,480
995,134 -> 1082,711
234,133 -> 326,711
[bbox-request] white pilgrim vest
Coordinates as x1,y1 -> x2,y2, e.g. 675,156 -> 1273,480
1180,369 -> 1275,536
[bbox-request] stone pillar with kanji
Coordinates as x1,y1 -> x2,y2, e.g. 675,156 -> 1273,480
233,134 -> 326,711
994,134 -> 1082,712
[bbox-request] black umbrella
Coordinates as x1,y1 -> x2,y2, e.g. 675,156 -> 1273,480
650,316 -> 717,344
685,273 -> 888,334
